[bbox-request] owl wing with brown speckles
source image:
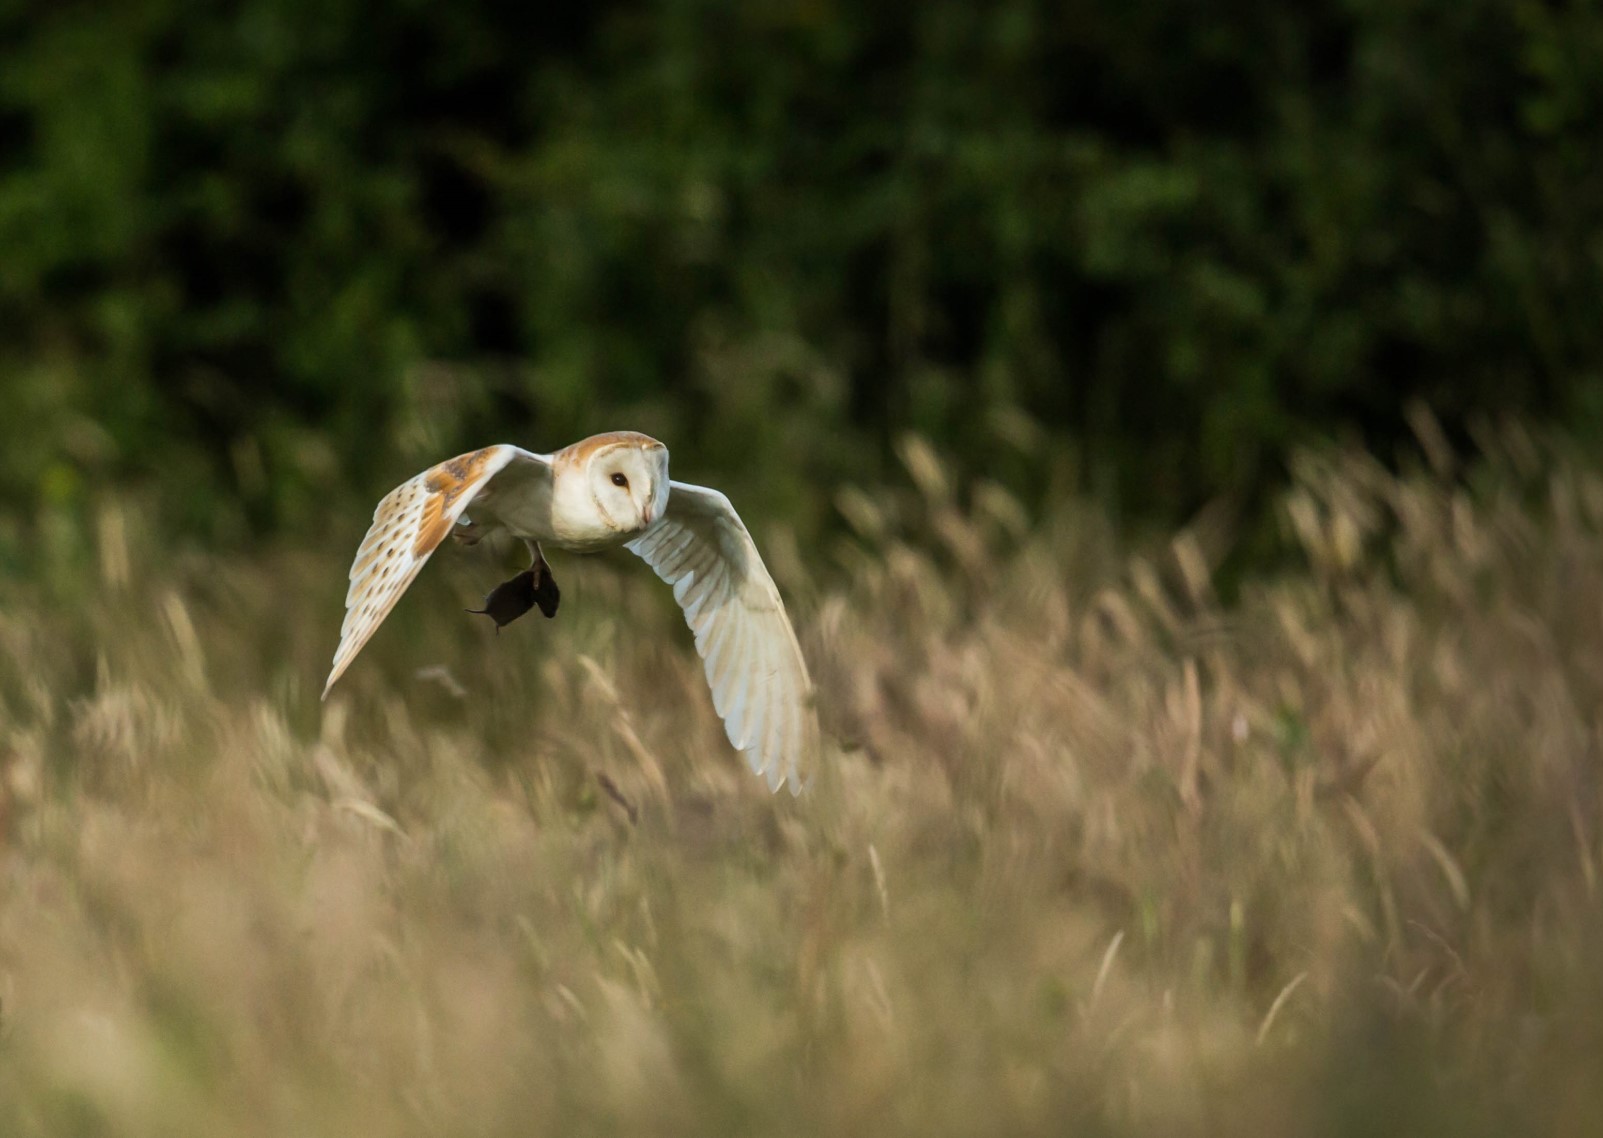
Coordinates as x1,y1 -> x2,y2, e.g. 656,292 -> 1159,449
323,445 -> 551,698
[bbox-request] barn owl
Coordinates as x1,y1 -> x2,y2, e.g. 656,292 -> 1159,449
323,432 -> 817,793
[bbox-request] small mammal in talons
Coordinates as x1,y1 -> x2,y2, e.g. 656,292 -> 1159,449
466,556 -> 560,632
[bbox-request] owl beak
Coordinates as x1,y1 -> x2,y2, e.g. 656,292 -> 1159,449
641,505 -> 655,527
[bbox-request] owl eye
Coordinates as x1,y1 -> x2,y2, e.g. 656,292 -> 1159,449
611,473 -> 629,488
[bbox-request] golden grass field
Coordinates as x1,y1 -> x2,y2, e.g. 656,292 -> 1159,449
2,426 -> 1602,1136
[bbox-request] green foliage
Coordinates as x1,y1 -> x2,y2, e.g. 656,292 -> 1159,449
2,0 -> 1602,552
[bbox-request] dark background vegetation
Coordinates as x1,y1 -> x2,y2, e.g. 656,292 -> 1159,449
3,0 -> 1602,553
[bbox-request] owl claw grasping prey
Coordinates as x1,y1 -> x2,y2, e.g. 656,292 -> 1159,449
324,432 -> 817,793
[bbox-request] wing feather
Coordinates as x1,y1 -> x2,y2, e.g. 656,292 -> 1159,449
324,445 -> 551,697
627,481 -> 818,792
725,618 -> 759,747
748,656 -> 775,759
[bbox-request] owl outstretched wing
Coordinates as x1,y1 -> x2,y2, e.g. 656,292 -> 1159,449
324,445 -> 552,697
626,481 -> 818,793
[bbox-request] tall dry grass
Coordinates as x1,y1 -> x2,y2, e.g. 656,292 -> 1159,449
2,424 -> 1602,1136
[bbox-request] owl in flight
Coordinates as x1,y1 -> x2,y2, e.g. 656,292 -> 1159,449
324,432 -> 817,793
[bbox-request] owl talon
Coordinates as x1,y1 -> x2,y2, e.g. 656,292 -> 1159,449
524,542 -> 561,618
529,565 -> 560,618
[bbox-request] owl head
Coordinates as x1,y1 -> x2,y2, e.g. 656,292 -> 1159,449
587,433 -> 670,534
